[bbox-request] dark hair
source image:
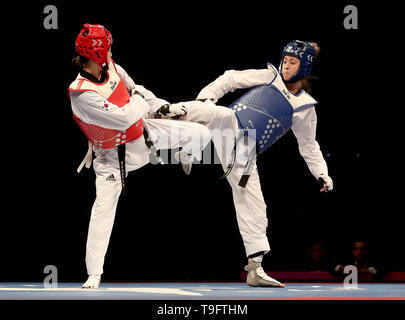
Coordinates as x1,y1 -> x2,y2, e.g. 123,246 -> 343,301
301,75 -> 318,93
72,55 -> 90,71
300,42 -> 320,93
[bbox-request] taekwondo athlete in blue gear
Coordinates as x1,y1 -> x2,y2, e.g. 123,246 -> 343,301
229,61 -> 318,186
172,40 -> 333,287
232,40 -> 317,154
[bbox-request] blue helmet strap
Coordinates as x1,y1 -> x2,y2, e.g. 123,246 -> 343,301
279,40 -> 315,83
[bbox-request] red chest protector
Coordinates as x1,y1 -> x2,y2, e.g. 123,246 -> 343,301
69,60 -> 144,149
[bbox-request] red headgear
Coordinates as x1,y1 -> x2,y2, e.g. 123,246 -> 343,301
75,23 -> 113,70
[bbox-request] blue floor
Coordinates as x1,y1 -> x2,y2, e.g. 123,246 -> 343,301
1,282 -> 404,300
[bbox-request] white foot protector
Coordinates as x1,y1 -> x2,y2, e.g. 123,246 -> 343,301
245,262 -> 285,288
82,275 -> 101,289
174,150 -> 193,175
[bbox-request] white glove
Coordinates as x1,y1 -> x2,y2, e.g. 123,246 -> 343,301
159,103 -> 188,119
318,173 -> 333,192
169,103 -> 188,116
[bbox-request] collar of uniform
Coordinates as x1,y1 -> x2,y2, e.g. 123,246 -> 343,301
79,69 -> 107,84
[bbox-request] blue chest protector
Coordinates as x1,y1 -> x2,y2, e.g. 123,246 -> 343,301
228,63 -> 317,154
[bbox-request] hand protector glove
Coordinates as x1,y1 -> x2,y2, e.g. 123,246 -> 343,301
129,88 -> 145,98
318,173 -> 333,192
158,103 -> 188,119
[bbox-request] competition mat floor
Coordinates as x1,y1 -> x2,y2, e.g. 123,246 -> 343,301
1,282 -> 404,300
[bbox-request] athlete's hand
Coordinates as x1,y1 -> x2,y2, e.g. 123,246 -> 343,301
129,88 -> 145,98
318,173 -> 333,192
159,103 -> 188,119
169,103 -> 188,118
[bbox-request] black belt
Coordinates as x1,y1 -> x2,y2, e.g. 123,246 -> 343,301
238,147 -> 257,188
116,129 -> 164,198
117,144 -> 127,197
218,135 -> 257,188
143,129 -> 165,165
218,137 -> 237,181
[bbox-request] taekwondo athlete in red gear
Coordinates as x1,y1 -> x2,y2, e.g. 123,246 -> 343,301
69,24 -> 211,289
171,40 -> 333,287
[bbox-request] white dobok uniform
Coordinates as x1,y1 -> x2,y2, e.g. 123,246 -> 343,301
69,61 -> 210,276
182,65 -> 329,257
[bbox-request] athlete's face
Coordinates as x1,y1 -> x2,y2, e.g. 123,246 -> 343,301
282,55 -> 300,81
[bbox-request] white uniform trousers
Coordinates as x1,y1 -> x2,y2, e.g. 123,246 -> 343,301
85,118 -> 211,275
185,100 -> 270,257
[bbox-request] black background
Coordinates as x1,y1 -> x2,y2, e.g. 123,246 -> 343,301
1,0 -> 402,284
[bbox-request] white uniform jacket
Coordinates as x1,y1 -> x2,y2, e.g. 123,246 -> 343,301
196,66 -> 329,179
70,63 -> 168,172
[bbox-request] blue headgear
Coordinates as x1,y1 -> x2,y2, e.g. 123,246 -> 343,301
279,40 -> 315,83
